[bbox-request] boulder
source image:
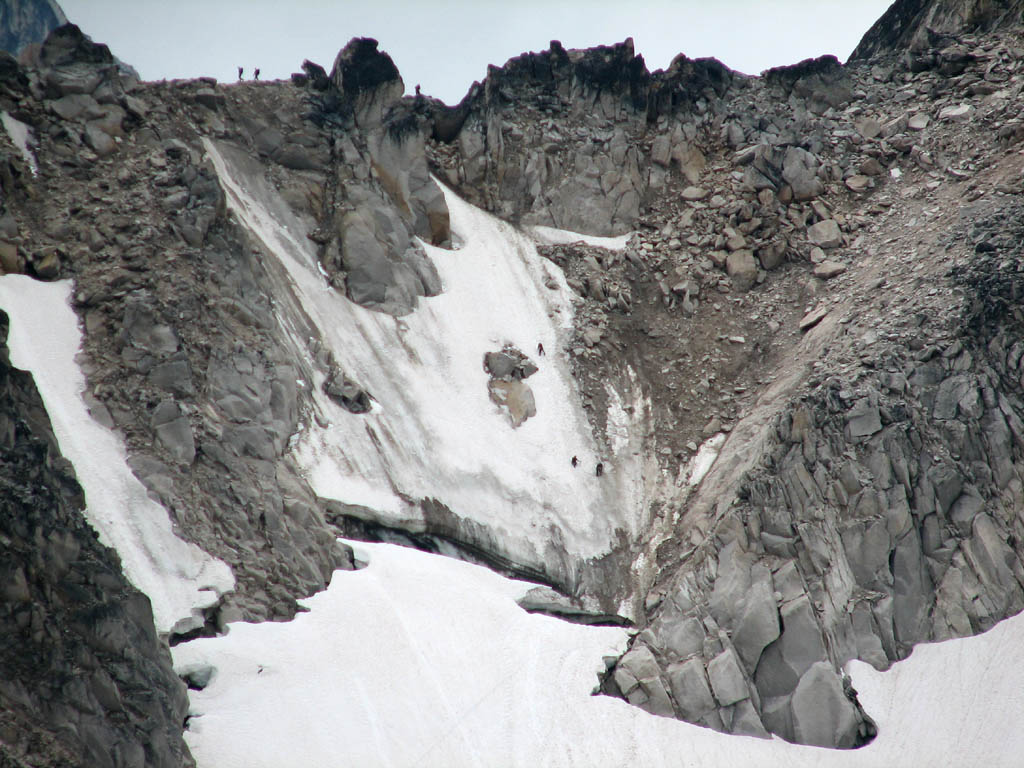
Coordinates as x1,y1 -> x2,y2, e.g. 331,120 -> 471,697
846,397 -> 881,438
616,645 -> 675,717
807,219 -> 842,249
782,147 -> 824,201
487,379 -> 536,428
790,662 -> 860,748
707,648 -> 748,706
122,300 -> 179,355
726,250 -> 758,292
813,260 -> 846,279
667,657 -> 715,720
151,400 -> 195,465
484,350 -> 537,380
939,104 -> 973,122
81,124 -> 114,157
754,595 -> 827,699
49,92 -> 102,120
732,578 -> 781,671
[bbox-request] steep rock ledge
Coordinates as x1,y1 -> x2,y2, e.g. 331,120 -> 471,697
851,0 -> 1024,62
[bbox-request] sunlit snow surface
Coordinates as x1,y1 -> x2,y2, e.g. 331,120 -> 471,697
0,276 -> 233,634
175,540 -> 1024,768
205,139 -> 648,577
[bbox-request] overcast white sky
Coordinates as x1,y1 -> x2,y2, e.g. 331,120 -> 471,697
59,1 -> 894,105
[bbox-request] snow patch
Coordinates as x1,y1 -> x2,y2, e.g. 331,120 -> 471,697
175,540 -> 1024,768
687,432 -> 725,487
0,276 -> 233,634
530,224 -> 633,250
1,111 -> 38,176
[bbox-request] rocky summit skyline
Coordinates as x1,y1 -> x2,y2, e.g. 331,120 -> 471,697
2,0 -> 1024,765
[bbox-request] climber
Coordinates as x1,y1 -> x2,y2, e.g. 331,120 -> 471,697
238,66 -> 243,80
254,68 -> 261,81
596,462 -> 604,477
415,84 -> 421,96
537,342 -> 545,356
571,455 -> 578,468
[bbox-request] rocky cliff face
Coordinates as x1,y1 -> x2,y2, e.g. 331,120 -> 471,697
851,0 -> 1024,60
5,2 -> 1024,762
0,0 -> 66,58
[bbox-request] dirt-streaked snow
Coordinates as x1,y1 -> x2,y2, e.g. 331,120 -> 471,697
175,539 -> 1024,768
0,276 -> 233,634
530,224 -> 633,250
205,139 -> 650,583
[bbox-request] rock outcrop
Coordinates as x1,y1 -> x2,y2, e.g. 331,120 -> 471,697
0,0 -> 66,58
851,0 -> 1024,62
423,39 -> 732,236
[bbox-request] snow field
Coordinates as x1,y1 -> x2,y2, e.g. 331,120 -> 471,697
175,540 -> 1024,768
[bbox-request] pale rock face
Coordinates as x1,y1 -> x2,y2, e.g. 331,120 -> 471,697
0,0 -> 66,56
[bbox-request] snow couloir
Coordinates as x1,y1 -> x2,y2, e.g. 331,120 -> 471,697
204,138 -> 653,604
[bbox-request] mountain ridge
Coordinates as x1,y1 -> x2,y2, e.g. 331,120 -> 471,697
4,1 -> 1024,763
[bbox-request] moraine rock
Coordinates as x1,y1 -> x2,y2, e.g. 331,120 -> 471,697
807,219 -> 843,249
726,250 -> 758,292
939,103 -> 973,122
813,260 -> 847,279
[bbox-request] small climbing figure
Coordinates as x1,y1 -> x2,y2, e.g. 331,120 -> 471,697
537,342 -> 545,356
254,67 -> 260,81
571,455 -> 578,468
238,66 -> 243,80
596,462 -> 604,477
415,84 -> 421,96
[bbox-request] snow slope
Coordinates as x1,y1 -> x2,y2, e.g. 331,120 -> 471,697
175,540 -> 1024,768
204,139 -> 650,587
0,276 -> 233,634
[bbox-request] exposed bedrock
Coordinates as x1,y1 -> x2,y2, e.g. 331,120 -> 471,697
851,0 -> 1024,63
0,0 -> 66,59
610,260 -> 1024,745
423,38 -> 733,236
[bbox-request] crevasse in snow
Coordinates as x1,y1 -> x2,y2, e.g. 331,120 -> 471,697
0,276 -> 233,634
